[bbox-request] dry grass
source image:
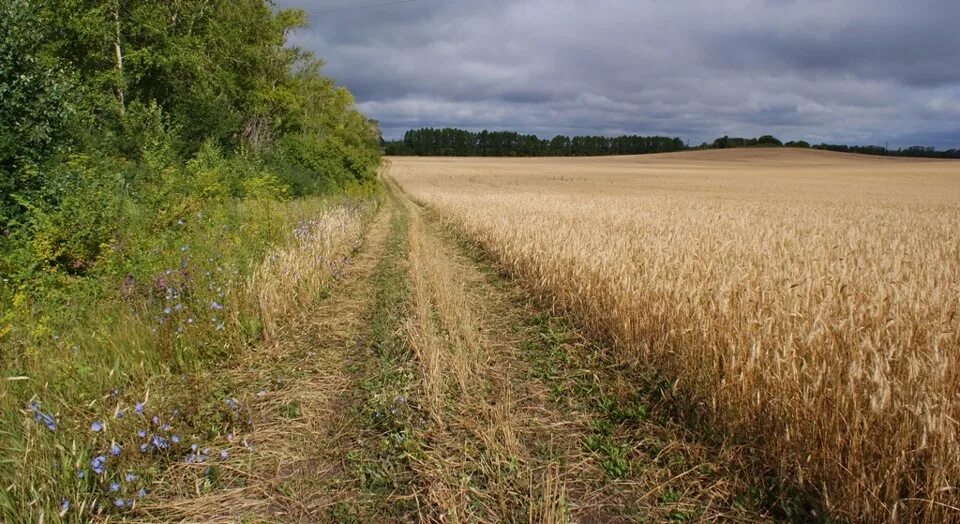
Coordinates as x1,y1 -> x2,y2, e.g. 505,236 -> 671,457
133,199 -> 383,522
390,148 -> 960,523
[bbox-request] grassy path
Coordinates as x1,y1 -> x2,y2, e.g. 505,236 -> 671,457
142,176 -> 777,522
390,176 -> 774,522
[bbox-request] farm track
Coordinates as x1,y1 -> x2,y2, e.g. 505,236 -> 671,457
142,173 -> 774,522
390,173 -> 773,522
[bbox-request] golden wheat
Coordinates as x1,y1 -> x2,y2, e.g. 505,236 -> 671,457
390,148 -> 960,523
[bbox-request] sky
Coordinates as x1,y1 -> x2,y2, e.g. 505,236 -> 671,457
277,0 -> 960,148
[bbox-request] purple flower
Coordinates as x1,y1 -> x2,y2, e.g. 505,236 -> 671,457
109,481 -> 120,492
109,443 -> 122,456
161,423 -> 170,432
139,443 -> 148,453
135,402 -> 144,415
151,415 -> 159,425
28,402 -> 57,432
191,443 -> 199,453
91,455 -> 106,475
225,398 -> 238,410
76,469 -> 86,479
219,449 -> 229,460
137,429 -> 147,438
124,472 -> 136,482
150,435 -> 168,450
60,498 -> 70,513
210,300 -> 224,311
171,434 -> 180,444
113,498 -> 124,508
90,421 -> 103,432
137,488 -> 147,498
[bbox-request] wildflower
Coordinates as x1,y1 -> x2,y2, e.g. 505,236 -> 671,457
139,444 -> 148,453
161,423 -> 170,432
91,455 -> 106,475
109,482 -> 120,492
225,398 -> 239,410
109,443 -> 122,456
135,403 -> 144,415
137,429 -> 147,438
137,488 -> 147,498
28,402 -> 57,432
219,449 -> 228,460
76,469 -> 86,479
171,434 -> 181,444
163,306 -> 172,315
215,322 -> 225,331
226,432 -> 234,442
151,435 -> 168,450
115,409 -> 125,419
210,300 -> 224,311
113,498 -> 124,508
151,415 -> 159,425
124,472 -> 136,482
191,443 -> 199,453
90,421 -> 103,432
60,498 -> 70,513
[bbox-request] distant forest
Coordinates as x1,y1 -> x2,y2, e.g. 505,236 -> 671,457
386,128 -> 684,156
385,128 -> 960,159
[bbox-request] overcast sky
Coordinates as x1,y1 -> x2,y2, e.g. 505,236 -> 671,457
277,0 -> 960,148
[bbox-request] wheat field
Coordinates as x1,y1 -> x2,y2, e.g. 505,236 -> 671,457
389,148 -> 960,522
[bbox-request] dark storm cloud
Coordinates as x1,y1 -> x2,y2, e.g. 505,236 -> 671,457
277,0 -> 960,148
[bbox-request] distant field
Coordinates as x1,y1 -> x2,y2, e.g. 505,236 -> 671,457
390,149 -> 960,522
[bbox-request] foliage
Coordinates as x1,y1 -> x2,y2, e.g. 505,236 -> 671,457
386,127 -> 684,157
0,0 -> 380,519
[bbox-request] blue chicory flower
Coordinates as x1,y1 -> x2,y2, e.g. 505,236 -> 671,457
125,472 -> 136,482
109,443 -> 122,456
113,498 -> 124,508
135,402 -> 144,415
219,449 -> 228,460
109,481 -> 120,492
60,498 -> 70,513
137,487 -> 147,498
137,429 -> 147,438
210,300 -> 223,310
90,421 -> 103,432
171,434 -> 180,444
91,455 -> 106,475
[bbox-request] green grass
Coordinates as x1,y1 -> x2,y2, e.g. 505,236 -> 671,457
335,195 -> 422,520
0,190 -> 378,522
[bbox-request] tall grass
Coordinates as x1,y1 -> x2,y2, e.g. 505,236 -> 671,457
391,151 -> 960,522
0,191 -> 377,521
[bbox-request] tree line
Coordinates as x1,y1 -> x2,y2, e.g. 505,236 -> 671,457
385,128 -> 684,156
386,128 -> 960,159
1,0 -> 381,276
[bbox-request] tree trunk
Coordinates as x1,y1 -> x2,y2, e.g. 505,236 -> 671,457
112,1 -> 125,115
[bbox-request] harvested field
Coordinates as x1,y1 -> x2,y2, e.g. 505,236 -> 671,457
389,148 -> 960,522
